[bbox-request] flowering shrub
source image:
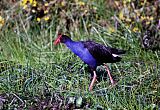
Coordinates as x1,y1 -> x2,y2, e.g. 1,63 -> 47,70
110,0 -> 160,50
20,0 -> 97,31
114,0 -> 159,33
20,0 -> 51,22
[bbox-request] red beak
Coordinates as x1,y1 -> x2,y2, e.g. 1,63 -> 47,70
54,35 -> 62,45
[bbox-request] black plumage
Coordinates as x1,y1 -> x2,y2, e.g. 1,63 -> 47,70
82,41 -> 126,66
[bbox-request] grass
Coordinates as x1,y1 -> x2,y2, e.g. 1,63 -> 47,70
0,0 -> 160,110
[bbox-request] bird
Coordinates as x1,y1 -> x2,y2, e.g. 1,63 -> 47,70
54,34 -> 126,91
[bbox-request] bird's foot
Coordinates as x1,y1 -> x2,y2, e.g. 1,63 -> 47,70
110,80 -> 117,87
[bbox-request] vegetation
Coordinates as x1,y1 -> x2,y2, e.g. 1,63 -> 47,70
0,0 -> 159,109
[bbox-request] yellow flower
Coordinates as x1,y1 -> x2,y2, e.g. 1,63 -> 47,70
123,0 -> 127,4
140,1 -> 144,6
108,27 -> 115,33
140,16 -> 146,21
44,10 -> 49,14
61,1 -> 66,6
78,1 -> 85,6
29,0 -> 33,4
0,16 -> 4,23
0,16 -> 5,28
133,27 -> 140,32
23,5 -> 27,9
32,0 -> 37,7
21,0 -> 28,6
119,11 -> 124,20
146,21 -> 150,25
37,17 -> 41,22
45,3 -> 49,6
44,16 -> 49,21
126,18 -> 131,22
149,16 -> 153,21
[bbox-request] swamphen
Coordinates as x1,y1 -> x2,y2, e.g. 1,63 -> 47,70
54,34 -> 126,91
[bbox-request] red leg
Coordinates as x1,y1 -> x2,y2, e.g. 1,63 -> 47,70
104,64 -> 114,84
89,71 -> 97,91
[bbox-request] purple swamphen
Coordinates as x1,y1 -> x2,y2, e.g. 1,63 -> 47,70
54,34 -> 126,91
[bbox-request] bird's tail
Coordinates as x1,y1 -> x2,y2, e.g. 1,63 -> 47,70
113,56 -> 122,62
110,48 -> 126,55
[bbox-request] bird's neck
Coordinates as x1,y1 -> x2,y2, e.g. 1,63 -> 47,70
64,39 -> 83,56
64,39 -> 77,48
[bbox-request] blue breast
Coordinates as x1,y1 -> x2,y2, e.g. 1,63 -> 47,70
65,41 -> 97,68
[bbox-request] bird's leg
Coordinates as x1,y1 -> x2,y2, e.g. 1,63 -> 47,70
103,64 -> 114,85
89,71 -> 97,91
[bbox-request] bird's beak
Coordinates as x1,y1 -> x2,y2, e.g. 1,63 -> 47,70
54,35 -> 61,45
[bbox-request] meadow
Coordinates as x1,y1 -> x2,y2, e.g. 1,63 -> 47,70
0,0 -> 159,109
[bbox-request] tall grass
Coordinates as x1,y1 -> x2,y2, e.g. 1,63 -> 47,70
0,0 -> 160,109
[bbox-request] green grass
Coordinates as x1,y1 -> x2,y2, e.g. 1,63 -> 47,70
0,1 -> 160,109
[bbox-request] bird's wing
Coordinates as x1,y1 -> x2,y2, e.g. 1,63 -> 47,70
81,41 -> 115,63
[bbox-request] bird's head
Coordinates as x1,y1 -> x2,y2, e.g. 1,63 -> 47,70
54,34 -> 71,45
